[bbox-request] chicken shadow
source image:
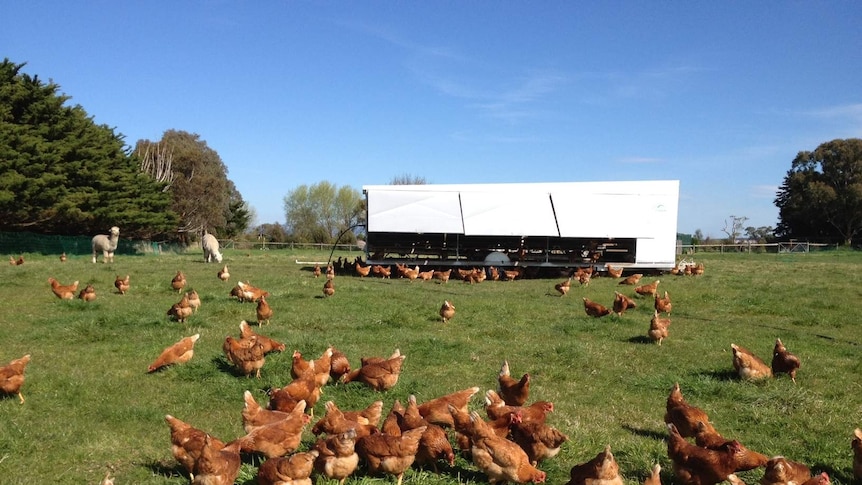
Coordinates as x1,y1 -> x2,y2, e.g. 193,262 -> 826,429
627,335 -> 654,345
142,459 -> 186,481
698,369 -> 740,382
621,424 -> 667,442
212,355 -> 251,378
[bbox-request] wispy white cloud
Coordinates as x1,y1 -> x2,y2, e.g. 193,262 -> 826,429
750,185 -> 779,198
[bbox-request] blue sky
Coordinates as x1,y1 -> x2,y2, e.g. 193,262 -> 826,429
4,1 -> 861,237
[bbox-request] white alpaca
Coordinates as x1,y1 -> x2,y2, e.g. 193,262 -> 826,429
202,232 -> 223,263
92,226 -> 120,263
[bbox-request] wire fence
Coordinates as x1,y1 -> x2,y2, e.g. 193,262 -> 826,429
677,241 -> 836,254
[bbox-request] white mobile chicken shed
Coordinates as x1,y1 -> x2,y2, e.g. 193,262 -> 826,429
361,180 -> 680,271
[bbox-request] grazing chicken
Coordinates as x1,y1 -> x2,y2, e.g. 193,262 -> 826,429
239,320 -> 285,355
439,300 -> 455,323
326,264 -> 336,280
666,423 -> 742,485
242,391 -> 301,433
236,401 -> 311,458
48,277 -> 79,300
853,428 -> 862,480
484,389 -> 553,425
555,278 -> 572,296
314,429 -> 360,485
78,283 -> 97,302
59,252 -> 67,263
114,274 -> 130,295
635,279 -> 661,297
503,269 -> 521,281
565,444 -> 623,485
342,351 -> 406,391
257,450 -> 319,485
223,335 -> 266,378
171,270 -> 186,292
290,350 -> 315,380
402,395 -> 455,472
664,382 -> 715,438
731,343 -> 772,380
583,297 -> 611,318
433,269 -> 451,283
329,347 -> 351,383
310,400 -> 380,438
605,264 -> 623,278
323,278 -> 335,297
217,264 -> 230,282
148,334 -> 200,373
268,374 -> 322,413
802,473 -> 830,485
312,347 -> 335,387
771,338 -> 801,383
644,464 -> 662,485
612,291 -> 636,316
418,269 -> 434,281
417,386 -> 481,428
10,255 -> 24,265
488,266 -> 500,281
313,263 -> 322,278
1,354 -> 31,404
469,411 -> 546,484
509,411 -> 569,465
193,435 -> 241,485
257,295 -> 274,325
355,263 -> 371,277
498,360 -> 530,406
655,291 -> 672,314
402,265 -> 420,281
164,414 -> 226,482
619,273 -> 643,285
237,280 -> 270,302
649,311 -> 671,345
759,456 -> 811,485
356,426 -> 426,485
692,423 -> 768,472
578,271 -> 592,286
167,294 -> 194,323
186,289 -> 201,312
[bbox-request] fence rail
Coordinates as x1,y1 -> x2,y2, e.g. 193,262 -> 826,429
677,241 -> 835,254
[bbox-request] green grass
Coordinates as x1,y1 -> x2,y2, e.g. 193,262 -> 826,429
1,249 -> 861,485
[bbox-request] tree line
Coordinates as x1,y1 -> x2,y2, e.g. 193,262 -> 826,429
2,58 -> 860,245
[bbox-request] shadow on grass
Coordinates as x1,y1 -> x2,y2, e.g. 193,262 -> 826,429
142,459 -> 186,481
627,335 -> 654,344
621,424 -> 667,442
698,369 -> 739,381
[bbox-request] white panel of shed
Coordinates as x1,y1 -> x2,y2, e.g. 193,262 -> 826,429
459,191 -> 559,236
366,190 -> 464,234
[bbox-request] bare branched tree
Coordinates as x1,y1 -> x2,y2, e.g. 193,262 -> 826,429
722,215 -> 749,242
138,142 -> 175,191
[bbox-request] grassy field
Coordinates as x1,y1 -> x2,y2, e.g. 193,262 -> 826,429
1,248 -> 861,485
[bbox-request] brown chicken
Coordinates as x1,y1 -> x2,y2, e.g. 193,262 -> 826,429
48,277 -> 79,300
237,280 -> 270,302
485,389 -> 553,425
692,423 -> 768,472
731,344 -> 773,380
802,473 -> 830,485
433,269 -> 451,283
326,264 -> 336,280
667,423 -> 742,485
503,269 -> 522,281
114,275 -> 130,295
416,386 -> 481,428
186,289 -> 201,312
167,294 -> 194,323
78,283 -> 97,301
620,273 -> 643,285
853,428 -> 862,480
217,264 -> 230,282
439,300 -> 455,323
635,279 -> 660,297
193,435 -> 241,485
404,395 -> 455,472
171,270 -> 186,292
269,373 -> 322,412
342,351 -> 406,391
664,382 -> 716,438
164,414 -> 226,481
314,429 -> 361,485
655,291 -> 672,314
289,347 -> 332,387
1,354 -> 30,404
10,255 -> 24,265
469,411 -> 546,484
644,464 -> 662,485
239,320 -> 285,355
418,269 -> 434,281
59,252 -> 67,263
257,450 -> 319,485
612,291 -> 636,316
242,391 -> 302,433
771,338 -> 801,383
759,456 -> 811,485
649,311 -> 671,345
555,278 -> 572,296
323,278 -> 335,297
257,295 -> 274,325
223,335 -> 266,378
565,444 -> 623,485
605,264 -> 623,278
509,411 -> 569,465
313,263 -> 322,278
402,265 -> 420,281
583,297 -> 611,317
148,334 -> 200,373
356,426 -> 426,485
355,262 -> 371,277
236,401 -> 311,458
329,347 -> 352,382
311,400 -> 379,437
499,360 -> 530,406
